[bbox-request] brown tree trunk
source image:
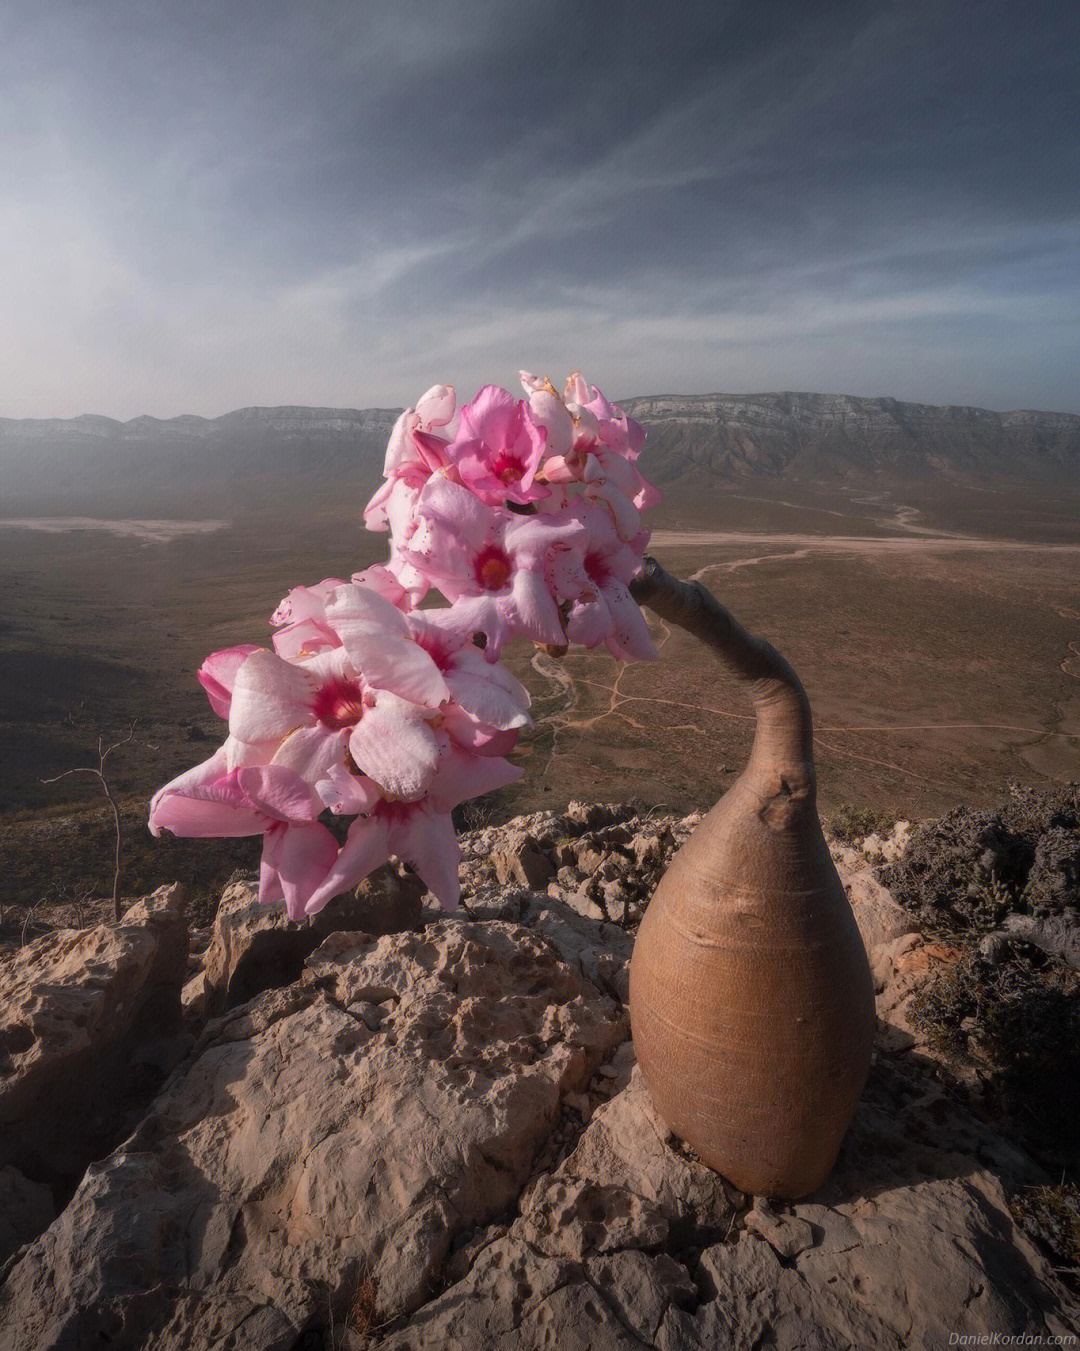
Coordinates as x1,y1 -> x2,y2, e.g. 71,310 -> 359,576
628,558 -> 876,1198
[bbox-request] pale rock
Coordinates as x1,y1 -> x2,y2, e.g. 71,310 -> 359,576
522,1176 -> 669,1259
371,1060 -> 1077,1350
180,970 -> 208,1019
565,885 -> 605,923
0,883 -> 188,1184
0,1166 -> 53,1268
202,867 -> 423,1013
833,853 -> 915,953
743,1200 -> 815,1257
0,919 -> 626,1348
492,837 -> 555,889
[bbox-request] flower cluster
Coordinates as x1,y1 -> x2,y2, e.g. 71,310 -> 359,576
150,372 -> 660,916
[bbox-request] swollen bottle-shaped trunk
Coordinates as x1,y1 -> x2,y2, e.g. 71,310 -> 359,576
628,559 -> 875,1199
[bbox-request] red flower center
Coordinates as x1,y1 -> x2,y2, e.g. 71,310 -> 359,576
312,676 -> 369,730
492,451 -> 524,484
474,545 -> 512,591
584,552 -> 610,586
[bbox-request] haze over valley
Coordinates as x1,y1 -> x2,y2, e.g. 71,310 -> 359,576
3,387 -> 1079,910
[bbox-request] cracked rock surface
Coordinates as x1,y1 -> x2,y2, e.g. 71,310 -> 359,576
0,883 -> 188,1197
372,1063 -> 1073,1351
1,803 -> 1078,1349
0,918 -> 625,1349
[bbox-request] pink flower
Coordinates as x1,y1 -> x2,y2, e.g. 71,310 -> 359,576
153,364 -> 668,925
305,744 -> 522,912
228,586 -> 453,803
404,476 -> 585,658
447,385 -> 548,507
197,644 -> 262,718
364,384 -> 457,533
546,502 -> 658,661
149,751 -> 339,919
270,574 -> 533,739
520,370 -> 662,533
271,578 -> 347,627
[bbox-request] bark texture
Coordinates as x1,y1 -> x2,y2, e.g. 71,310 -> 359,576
628,558 -> 876,1198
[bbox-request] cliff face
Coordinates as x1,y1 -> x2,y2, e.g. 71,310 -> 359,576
2,393 -> 1079,514
619,392 -> 1080,482
0,406 -> 400,513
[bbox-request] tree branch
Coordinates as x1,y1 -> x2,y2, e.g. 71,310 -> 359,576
631,555 -> 816,811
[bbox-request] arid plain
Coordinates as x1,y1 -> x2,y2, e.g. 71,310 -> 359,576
3,469 -> 1078,913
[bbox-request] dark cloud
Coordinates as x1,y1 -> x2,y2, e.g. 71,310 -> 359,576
2,0 -> 1078,415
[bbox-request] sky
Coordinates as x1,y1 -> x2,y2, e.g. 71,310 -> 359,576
2,0 -> 1078,419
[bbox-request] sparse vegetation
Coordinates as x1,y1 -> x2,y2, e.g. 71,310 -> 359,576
908,941 -> 1080,1166
826,802 -> 895,846
894,786 -> 1080,1170
880,783 -> 1080,939
1009,1185 -> 1080,1278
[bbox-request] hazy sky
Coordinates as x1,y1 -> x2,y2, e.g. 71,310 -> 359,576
2,0 -> 1078,418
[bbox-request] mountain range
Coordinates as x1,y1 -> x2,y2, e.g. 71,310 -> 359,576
2,393 -> 1078,517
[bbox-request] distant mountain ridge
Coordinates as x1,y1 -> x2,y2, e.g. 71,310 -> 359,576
2,393 -> 1078,515
618,392 -> 1080,483
0,405 -> 399,442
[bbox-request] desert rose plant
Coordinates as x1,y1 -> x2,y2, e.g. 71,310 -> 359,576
151,368 -> 877,1200
150,372 -> 661,915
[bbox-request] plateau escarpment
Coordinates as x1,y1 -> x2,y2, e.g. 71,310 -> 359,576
620,391 -> 1080,484
3,393 -> 1080,517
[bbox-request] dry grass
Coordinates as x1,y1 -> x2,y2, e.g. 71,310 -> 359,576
4,480 -> 1079,910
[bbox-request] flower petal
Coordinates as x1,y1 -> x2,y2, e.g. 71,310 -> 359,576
229,650 -> 317,746
315,763 -> 383,815
600,578 -> 659,661
198,645 -> 262,719
271,725 -> 348,784
261,821 -> 340,920
416,383 -> 456,427
271,579 -> 345,627
150,763 -> 268,838
272,619 -> 340,661
440,709 -> 519,756
427,745 -> 523,812
507,567 -> 566,648
416,474 -> 498,554
444,649 -> 531,730
351,564 -> 411,611
565,597 -> 614,649
325,584 -> 450,707
388,806 -> 461,910
304,815 -> 393,915
235,764 -> 325,822
347,692 -> 444,801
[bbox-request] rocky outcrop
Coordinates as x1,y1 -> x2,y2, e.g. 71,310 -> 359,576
202,867 -> 424,1014
0,919 -> 626,1348
460,803 -> 699,931
2,804 -> 1078,1348
0,1168 -> 52,1272
372,1064 -> 1073,1350
0,884 -> 188,1191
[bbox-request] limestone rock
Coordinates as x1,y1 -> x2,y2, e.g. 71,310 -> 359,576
833,851 -> 916,953
0,1166 -> 53,1269
492,837 -> 555,889
0,919 -> 626,1348
0,883 -> 188,1186
371,1062 -> 1076,1350
202,867 -> 424,1013
743,1200 -> 814,1258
